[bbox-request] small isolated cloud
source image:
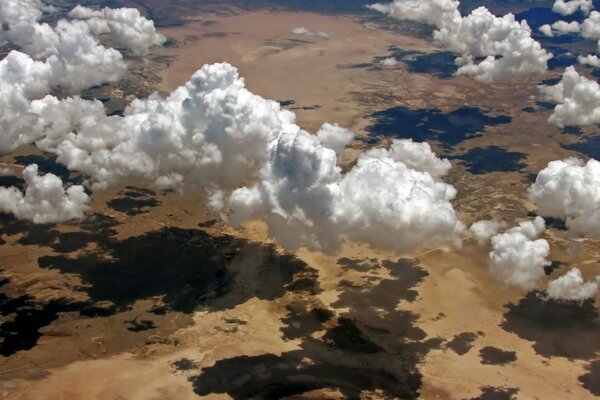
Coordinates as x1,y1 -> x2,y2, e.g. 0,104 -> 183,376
368,0 -> 552,82
380,57 -> 399,66
579,54 -> 600,67
547,268 -> 599,302
539,21 -> 581,37
553,0 -> 593,16
469,220 -> 507,244
0,164 -> 89,224
530,158 -> 600,236
291,27 -> 329,38
538,66 -> 600,127
489,217 -> 550,290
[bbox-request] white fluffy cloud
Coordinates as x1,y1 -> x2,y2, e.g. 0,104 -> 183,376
469,220 -> 507,244
530,158 -> 600,236
489,217 -> 550,290
69,5 -> 165,55
0,0 -> 127,91
0,164 -> 89,224
582,11 -> 600,39
539,66 -> 600,127
539,21 -> 581,37
34,63 -> 294,191
553,0 -> 593,16
547,268 -> 599,301
228,133 -> 463,253
368,0 -> 552,82
579,54 -> 600,67
291,27 -> 329,38
316,123 -> 354,159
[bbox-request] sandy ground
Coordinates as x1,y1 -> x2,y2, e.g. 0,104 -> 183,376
0,7 -> 599,400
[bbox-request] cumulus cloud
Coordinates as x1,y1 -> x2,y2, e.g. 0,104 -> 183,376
582,11 -> 600,39
0,0 -> 127,91
489,217 -> 550,290
34,63 -> 295,191
529,158 -> 600,236
291,27 -> 329,38
579,54 -> 600,67
539,21 -> 581,37
380,57 -> 399,66
228,133 -> 463,253
538,66 -> 600,127
316,123 -> 354,159
547,268 -> 599,302
69,5 -> 165,55
469,220 -> 507,244
553,0 -> 593,16
368,0 -> 552,82
0,164 -> 89,224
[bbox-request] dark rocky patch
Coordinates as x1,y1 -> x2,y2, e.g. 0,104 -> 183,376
579,360 -> 600,396
278,99 -> 296,107
447,332 -> 478,356
502,292 -> 600,359
467,386 -> 519,400
479,346 -> 517,365
452,146 -> 527,175
367,107 -> 511,150
125,317 -> 157,332
173,358 -> 199,371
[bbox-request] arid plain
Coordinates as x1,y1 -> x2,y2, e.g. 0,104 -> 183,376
0,3 -> 599,400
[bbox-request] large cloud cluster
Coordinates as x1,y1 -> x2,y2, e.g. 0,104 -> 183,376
489,217 -> 550,290
0,1 -> 466,255
0,0 -> 127,91
69,5 -> 166,55
37,63 -> 295,191
228,134 -> 463,253
0,0 -> 164,223
368,0 -> 552,82
529,158 -> 600,236
0,164 -> 89,224
538,66 -> 600,127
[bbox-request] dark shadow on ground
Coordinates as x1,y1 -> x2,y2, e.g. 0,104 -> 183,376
189,258 -> 436,399
451,146 -> 527,175
501,292 -> 600,359
367,107 -> 511,150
